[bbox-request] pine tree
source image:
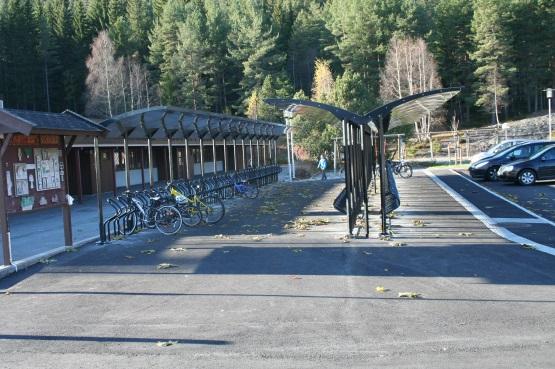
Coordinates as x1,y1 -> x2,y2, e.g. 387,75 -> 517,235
470,0 -> 515,125
227,0 -> 286,112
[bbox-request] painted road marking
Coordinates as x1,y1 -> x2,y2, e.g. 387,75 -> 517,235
492,218 -> 549,224
425,169 -> 555,257
449,168 -> 555,228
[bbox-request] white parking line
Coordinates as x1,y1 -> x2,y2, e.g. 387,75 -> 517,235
425,169 -> 555,257
492,218 -> 549,224
448,168 -> 555,228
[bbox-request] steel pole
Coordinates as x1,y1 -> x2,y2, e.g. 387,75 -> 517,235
256,139 -> 260,167
241,139 -> 246,169
549,97 -> 552,140
212,138 -> 217,174
274,139 -> 277,165
249,139 -> 253,167
233,139 -> 238,171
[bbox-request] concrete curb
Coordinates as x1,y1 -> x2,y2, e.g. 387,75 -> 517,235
0,235 -> 99,280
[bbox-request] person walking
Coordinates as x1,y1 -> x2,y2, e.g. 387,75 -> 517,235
318,154 -> 328,180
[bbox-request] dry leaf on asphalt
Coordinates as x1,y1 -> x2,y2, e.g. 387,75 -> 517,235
156,341 -> 178,347
169,247 -> 187,252
362,251 -> 372,255
214,234 -> 231,240
412,219 -> 426,227
458,232 -> 473,237
4,291 -> 11,295
252,235 -> 264,241
521,244 -> 536,250
65,247 -> 78,253
141,249 -> 156,255
389,241 -> 406,247
39,258 -> 56,264
398,292 -> 422,299
124,255 -> 135,260
146,238 -> 157,244
291,275 -> 302,280
375,286 -> 389,293
157,263 -> 178,269
292,248 -> 303,253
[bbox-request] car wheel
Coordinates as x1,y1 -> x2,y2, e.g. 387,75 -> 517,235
518,169 -> 536,186
486,166 -> 499,181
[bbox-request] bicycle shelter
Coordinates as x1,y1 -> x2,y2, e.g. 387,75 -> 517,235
91,106 -> 285,243
266,87 -> 462,237
0,108 -> 106,265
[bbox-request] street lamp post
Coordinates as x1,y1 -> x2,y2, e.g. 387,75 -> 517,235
547,88 -> 553,140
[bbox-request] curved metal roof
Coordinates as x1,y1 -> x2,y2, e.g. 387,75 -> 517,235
100,106 -> 285,140
265,87 -> 462,132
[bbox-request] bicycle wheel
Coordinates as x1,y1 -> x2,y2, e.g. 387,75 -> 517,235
199,195 -> 225,224
120,212 -> 137,235
399,164 -> 413,178
154,205 -> 183,235
243,184 -> 259,199
180,204 -> 202,227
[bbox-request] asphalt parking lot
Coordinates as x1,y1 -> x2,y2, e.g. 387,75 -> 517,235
457,168 -> 555,222
0,175 -> 554,369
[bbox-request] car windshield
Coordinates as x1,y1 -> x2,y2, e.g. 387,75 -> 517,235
489,141 -> 513,154
492,144 -> 528,159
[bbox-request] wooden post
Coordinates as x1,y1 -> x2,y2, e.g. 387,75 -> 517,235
233,139 -> 238,171
241,139 -> 246,169
199,138 -> 205,176
74,148 -> 83,203
0,134 -> 13,265
184,138 -> 190,179
94,137 -> 105,243
212,138 -> 217,174
61,135 -> 74,247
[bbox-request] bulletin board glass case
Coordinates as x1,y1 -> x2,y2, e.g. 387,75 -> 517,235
4,134 -> 66,213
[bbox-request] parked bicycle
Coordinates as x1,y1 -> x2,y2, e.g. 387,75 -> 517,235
391,160 -> 413,178
124,191 -> 183,235
233,178 -> 259,199
167,182 -> 225,224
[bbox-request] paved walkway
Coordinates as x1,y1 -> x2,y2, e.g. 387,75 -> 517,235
0,174 -> 554,368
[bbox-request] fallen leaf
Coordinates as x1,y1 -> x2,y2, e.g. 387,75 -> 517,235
398,292 -> 421,299
389,241 -> 406,247
39,258 -> 56,264
157,263 -> 178,269
412,219 -> 426,227
458,232 -> 473,237
141,249 -> 156,255
169,247 -> 187,252
362,251 -> 372,255
4,291 -> 11,295
384,268 -> 389,272
146,238 -> 157,244
252,236 -> 264,241
156,341 -> 178,347
214,234 -> 231,240
222,250 -> 230,253
375,286 -> 389,293
292,248 -> 303,253
521,244 -> 536,250
291,275 -> 302,280
124,255 -> 135,260
65,247 -> 78,253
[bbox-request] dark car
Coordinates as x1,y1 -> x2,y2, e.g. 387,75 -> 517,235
497,145 -> 555,185
468,141 -> 553,180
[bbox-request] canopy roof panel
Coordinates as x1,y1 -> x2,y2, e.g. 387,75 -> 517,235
101,106 -> 285,140
265,87 -> 462,132
0,109 -> 106,136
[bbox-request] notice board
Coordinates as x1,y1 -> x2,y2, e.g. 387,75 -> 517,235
4,134 -> 66,213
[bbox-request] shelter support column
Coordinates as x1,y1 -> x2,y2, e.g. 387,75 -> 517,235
184,138 -> 190,179
242,139 -> 246,169
61,136 -> 74,247
123,137 -> 130,189
147,138 -> 154,188
256,139 -> 261,167
249,139 -> 253,167
167,138 -> 174,181
223,138 -> 228,172
94,137 -> 105,243
274,139 -> 277,165
0,134 -> 13,265
378,116 -> 387,236
212,139 -> 217,174
200,138 -> 205,176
